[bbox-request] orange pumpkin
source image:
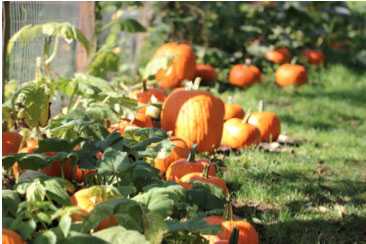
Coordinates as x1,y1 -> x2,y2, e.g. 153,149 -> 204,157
265,47 -> 291,64
221,114 -> 261,149
275,63 -> 307,87
228,63 -> 261,88
130,80 -> 166,104
195,64 -> 217,84
154,137 -> 189,174
2,229 -> 25,244
165,147 -> 216,181
204,216 -> 259,244
70,186 -> 121,230
161,85 -> 225,152
179,165 -> 228,194
224,102 -> 245,121
2,131 -> 23,155
303,49 -> 325,65
248,102 -> 281,142
150,42 -> 196,89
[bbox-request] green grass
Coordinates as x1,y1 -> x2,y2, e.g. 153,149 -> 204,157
214,63 -> 366,244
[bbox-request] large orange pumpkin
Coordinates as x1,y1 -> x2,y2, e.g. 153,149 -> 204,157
161,86 -> 225,152
2,229 -> 25,244
70,186 -> 121,230
228,63 -> 261,88
221,114 -> 261,149
2,131 -> 23,155
195,64 -> 217,84
303,49 -> 325,65
204,216 -> 259,244
179,165 -> 228,194
154,137 -> 190,174
165,147 -> 216,181
275,63 -> 307,87
265,47 -> 291,64
150,42 -> 196,89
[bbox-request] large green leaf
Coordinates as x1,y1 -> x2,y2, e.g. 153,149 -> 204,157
2,190 -> 21,218
7,22 -> 90,55
97,148 -> 132,175
2,153 -> 49,170
93,226 -> 149,244
133,184 -> 185,218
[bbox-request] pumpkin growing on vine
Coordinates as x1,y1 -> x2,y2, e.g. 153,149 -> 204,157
221,112 -> 261,149
224,97 -> 245,121
161,80 -> 225,152
129,80 -> 166,104
2,131 -> 23,155
2,229 -> 26,244
228,60 -> 261,88
179,164 -> 228,194
165,145 -> 216,181
195,64 -> 217,84
147,42 -> 196,89
275,63 -> 307,87
154,137 -> 190,174
265,47 -> 291,64
303,49 -> 325,65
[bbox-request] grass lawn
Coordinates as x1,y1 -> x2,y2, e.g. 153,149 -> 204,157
214,63 -> 366,244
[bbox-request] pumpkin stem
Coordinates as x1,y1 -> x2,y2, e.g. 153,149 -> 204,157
187,144 -> 198,162
202,164 -> 210,179
229,228 -> 240,244
142,80 -> 148,92
227,96 -> 233,104
258,100 -> 264,112
291,57 -> 297,64
193,77 -> 201,90
244,58 -> 252,66
223,200 -> 234,221
242,109 -> 251,124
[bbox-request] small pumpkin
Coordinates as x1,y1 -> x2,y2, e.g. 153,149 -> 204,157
2,131 -> 23,155
228,60 -> 261,88
154,137 -> 190,174
130,80 -> 166,104
248,101 -> 281,142
108,112 -> 153,135
195,64 -> 217,84
165,145 -> 216,181
204,204 -> 259,244
224,98 -> 245,121
303,49 -> 325,65
179,164 -> 228,194
221,112 -> 261,149
70,186 -> 121,230
2,228 -> 25,244
275,63 -> 307,87
149,42 -> 196,89
161,80 -> 225,152
265,47 -> 291,64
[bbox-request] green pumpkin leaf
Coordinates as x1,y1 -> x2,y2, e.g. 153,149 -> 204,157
2,190 -> 21,218
59,215 -> 72,238
93,226 -> 149,244
97,148 -> 132,175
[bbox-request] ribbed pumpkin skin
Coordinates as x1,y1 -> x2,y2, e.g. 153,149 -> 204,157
153,42 -> 196,89
221,118 -> 261,149
130,88 -> 166,104
2,132 -> 23,155
275,64 -> 307,87
154,137 -> 190,174
165,158 -> 216,181
265,47 -> 291,64
195,64 -> 217,84
248,112 -> 281,142
224,104 -> 245,121
179,172 -> 228,194
204,216 -> 259,244
303,49 -> 325,65
229,65 -> 261,88
2,229 -> 25,244
161,89 -> 225,152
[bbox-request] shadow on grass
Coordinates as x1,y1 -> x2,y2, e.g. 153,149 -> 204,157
258,214 -> 366,244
